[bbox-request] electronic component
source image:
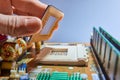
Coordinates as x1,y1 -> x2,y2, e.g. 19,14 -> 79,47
29,5 -> 64,45
9,69 -> 20,79
115,55 -> 120,80
100,37 -> 106,63
35,43 -> 89,66
108,49 -> 118,80
0,41 -> 99,80
96,34 -> 102,58
1,43 -> 16,61
91,73 -> 100,80
99,27 -> 120,51
91,27 -> 120,80
28,66 -> 88,80
0,38 -> 27,61
19,73 -> 29,80
1,26 -> 120,80
50,72 -> 69,80
81,73 -> 88,80
104,43 -> 111,71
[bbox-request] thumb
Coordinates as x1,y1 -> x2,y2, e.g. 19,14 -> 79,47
0,14 -> 42,36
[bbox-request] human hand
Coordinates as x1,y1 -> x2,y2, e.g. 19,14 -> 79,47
0,0 -> 47,37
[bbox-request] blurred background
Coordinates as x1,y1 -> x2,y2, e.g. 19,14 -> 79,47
40,0 -> 120,42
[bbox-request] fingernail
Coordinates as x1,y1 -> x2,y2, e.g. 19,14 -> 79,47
25,18 -> 42,33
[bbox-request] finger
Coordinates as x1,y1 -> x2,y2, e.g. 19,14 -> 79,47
0,14 -> 42,37
13,8 -> 28,16
0,0 -> 13,14
11,0 -> 47,18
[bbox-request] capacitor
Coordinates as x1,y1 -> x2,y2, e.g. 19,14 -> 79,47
81,73 -> 88,80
